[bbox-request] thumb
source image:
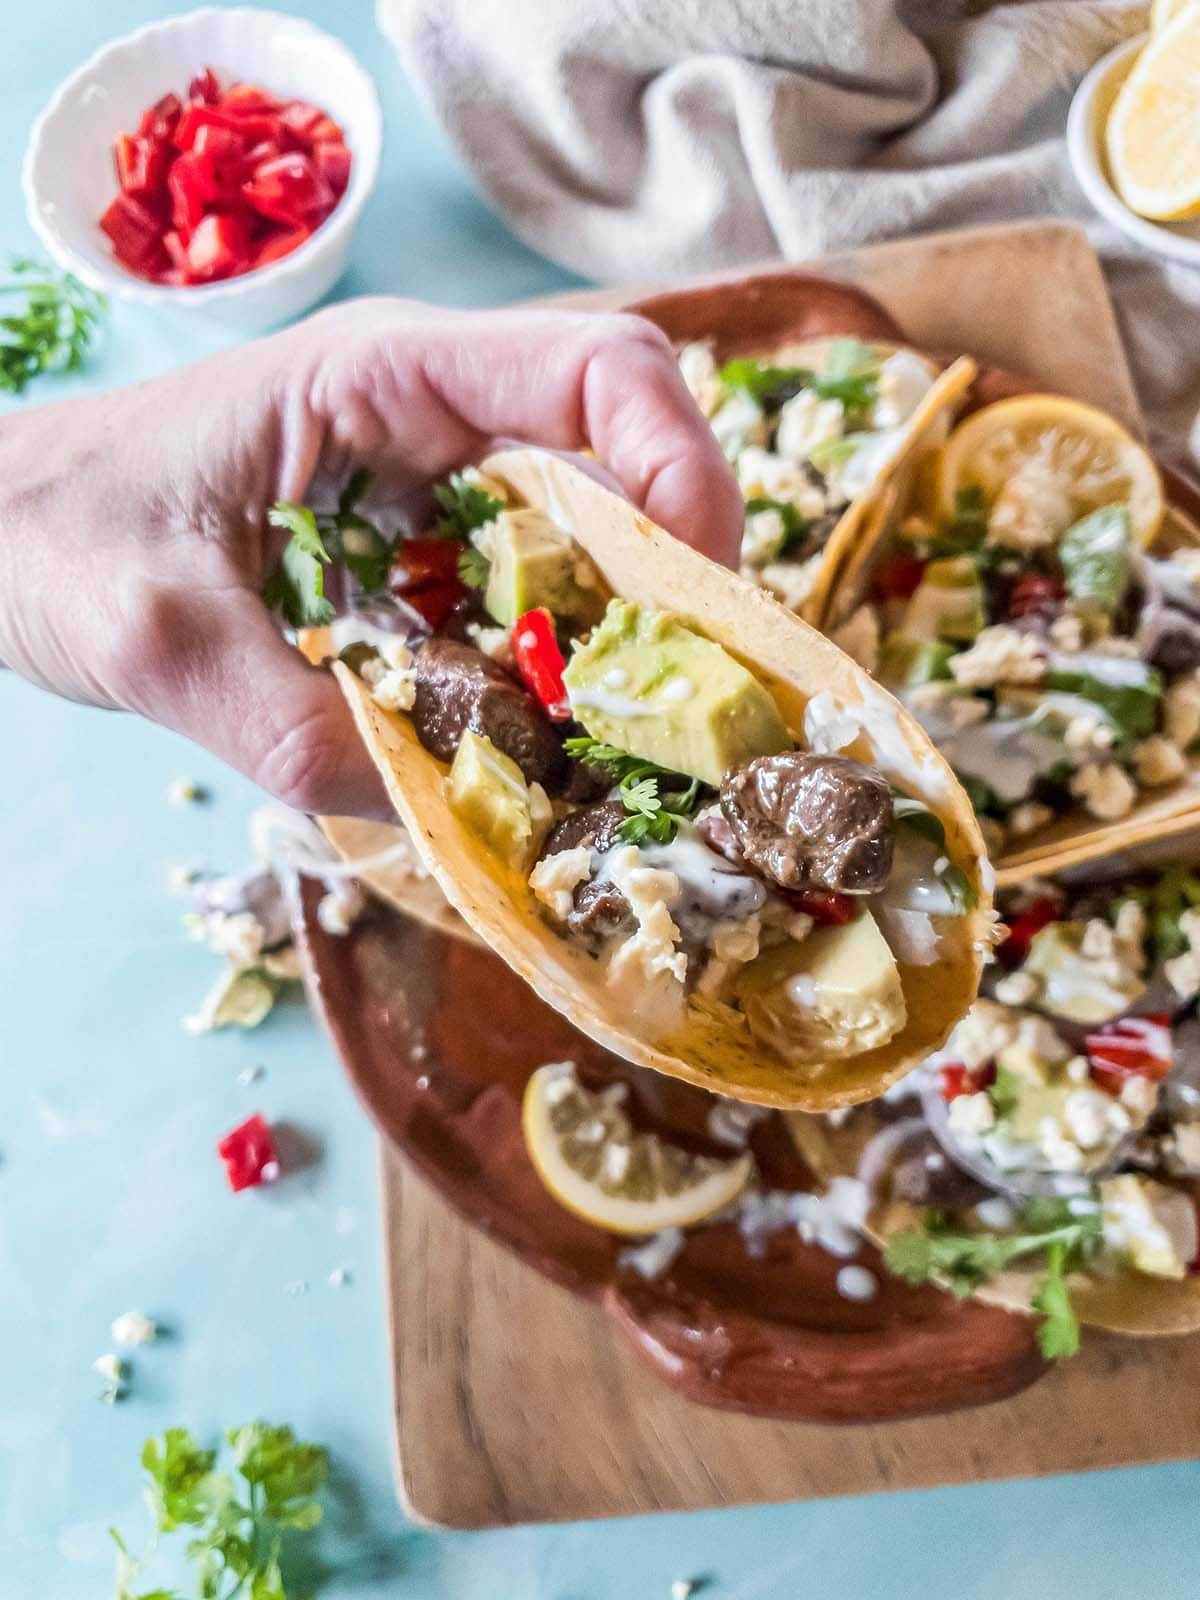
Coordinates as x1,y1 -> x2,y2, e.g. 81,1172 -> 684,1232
131,589 -> 392,820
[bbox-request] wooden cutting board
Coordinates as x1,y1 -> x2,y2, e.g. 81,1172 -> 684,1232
383,220 -> 1200,1530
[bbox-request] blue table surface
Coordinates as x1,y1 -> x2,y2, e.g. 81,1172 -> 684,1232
2,2 -> 1196,1595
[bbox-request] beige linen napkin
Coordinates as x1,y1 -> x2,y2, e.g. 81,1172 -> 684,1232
378,0 -> 1200,464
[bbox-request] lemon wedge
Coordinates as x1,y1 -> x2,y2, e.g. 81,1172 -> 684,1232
1107,7 -> 1200,219
935,395 -> 1163,548
522,1061 -> 753,1235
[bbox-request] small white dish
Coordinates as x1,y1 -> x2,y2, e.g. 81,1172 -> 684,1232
23,7 -> 383,330
1067,31 -> 1200,269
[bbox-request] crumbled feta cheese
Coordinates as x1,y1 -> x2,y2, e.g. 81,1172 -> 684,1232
941,999 -> 1019,1071
1007,801 -> 1053,838
93,1353 -> 125,1403
710,390 -> 766,456
986,443 -> 1075,551
1171,1122 -> 1200,1169
619,1227 -> 685,1280
1164,671 -> 1200,749
1063,1088 -> 1131,1151
465,622 -> 513,664
948,625 -> 1045,688
992,969 -> 1039,1007
111,1311 -> 156,1347
529,845 -> 592,921
947,1091 -> 996,1137
677,339 -> 722,415
1120,1074 -> 1159,1118
1101,1175 -> 1190,1277
736,446 -> 826,520
167,778 -> 207,805
1066,1055 -> 1090,1085
1069,761 -> 1136,820
1049,610 -> 1085,653
1064,710 -> 1115,756
1165,908 -> 1200,999
872,352 -> 934,429
742,506 -> 788,566
802,690 -> 860,754
605,847 -> 687,985
835,1263 -> 878,1302
775,390 -> 845,463
755,553 -> 824,612
328,1266 -> 351,1288
974,1196 -> 1016,1230
363,640 -> 416,712
1135,735 -> 1186,787
1015,1013 -> 1072,1063
1037,1116 -> 1085,1172
711,914 -> 762,966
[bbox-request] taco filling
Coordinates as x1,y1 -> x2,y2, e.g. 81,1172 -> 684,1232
802,865 -> 1200,1356
833,397 -> 1199,856
274,461 -> 985,1091
676,338 -> 944,613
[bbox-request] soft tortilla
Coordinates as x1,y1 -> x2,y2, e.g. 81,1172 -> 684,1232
788,1107 -> 1200,1337
335,447 -> 994,1111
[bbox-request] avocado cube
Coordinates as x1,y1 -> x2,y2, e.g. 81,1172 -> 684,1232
483,508 -> 605,628
446,730 -> 544,870
562,600 -> 789,786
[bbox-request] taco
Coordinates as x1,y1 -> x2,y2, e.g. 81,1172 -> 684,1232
820,389 -> 1200,882
295,446 -> 993,1111
791,863 -> 1200,1351
631,272 -> 977,627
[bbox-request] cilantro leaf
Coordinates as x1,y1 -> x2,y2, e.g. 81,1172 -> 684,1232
112,1422 -> 327,1600
1044,667 -> 1162,744
458,543 -> 491,591
883,1205 -> 1101,1355
925,485 -> 993,561
1058,504 -> 1134,612
563,736 -> 705,845
719,358 -> 816,405
1031,1242 -> 1082,1359
262,504 -> 335,628
0,256 -> 106,394
434,473 -> 505,539
720,346 -> 878,418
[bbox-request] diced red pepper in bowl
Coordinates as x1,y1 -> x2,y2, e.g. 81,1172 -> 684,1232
100,67 -> 351,287
217,1112 -> 280,1193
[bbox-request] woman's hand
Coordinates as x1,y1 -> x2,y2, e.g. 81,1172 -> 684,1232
0,298 -> 742,818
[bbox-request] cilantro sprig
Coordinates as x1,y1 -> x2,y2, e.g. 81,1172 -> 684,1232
1111,864 -> 1200,961
263,473 -> 393,629
433,473 -> 505,540
720,339 -> 879,420
111,1422 -> 327,1600
564,737 -> 703,845
0,256 -> 106,394
884,1198 -> 1102,1358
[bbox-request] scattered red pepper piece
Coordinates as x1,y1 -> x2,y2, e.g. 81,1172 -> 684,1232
939,1061 -> 996,1101
100,67 -> 351,285
874,552 -> 926,602
1085,1014 -> 1172,1098
780,887 -> 858,925
996,896 -> 1062,968
511,608 -> 570,719
387,538 -> 467,630
216,1113 -> 280,1193
1009,572 -> 1065,623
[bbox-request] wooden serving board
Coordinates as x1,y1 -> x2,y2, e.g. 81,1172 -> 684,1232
383,221 -> 1200,1529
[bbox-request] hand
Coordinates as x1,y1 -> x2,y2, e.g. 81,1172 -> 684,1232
0,298 -> 742,819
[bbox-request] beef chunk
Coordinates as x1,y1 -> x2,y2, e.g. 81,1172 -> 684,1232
411,638 -> 566,789
537,799 -> 633,951
890,1135 -> 991,1210
1150,608 -> 1200,676
697,807 -> 747,867
719,752 -> 894,894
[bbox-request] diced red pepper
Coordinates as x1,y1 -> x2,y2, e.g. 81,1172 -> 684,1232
221,82 -> 281,116
997,896 -> 1062,969
512,608 -> 571,719
115,133 -> 171,198
186,212 -> 250,281
217,1112 -> 279,1193
188,67 -> 221,105
1086,1014 -> 1172,1098
138,92 -> 182,142
780,887 -> 859,925
874,552 -> 926,602
939,1061 -> 996,1101
278,100 -> 325,138
162,228 -> 191,276
99,193 -> 163,270
1009,572 -> 1065,623
390,537 -> 462,589
308,115 -> 345,144
242,151 -> 334,227
313,140 -> 352,196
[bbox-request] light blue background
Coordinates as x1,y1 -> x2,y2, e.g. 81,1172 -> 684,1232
2,1 -> 1196,1595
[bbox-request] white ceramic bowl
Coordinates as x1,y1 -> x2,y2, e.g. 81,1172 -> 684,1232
23,7 -> 383,330
1067,32 -> 1200,269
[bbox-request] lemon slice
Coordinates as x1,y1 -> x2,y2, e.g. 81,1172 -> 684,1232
1107,7 -> 1200,219
522,1062 -> 753,1235
935,395 -> 1163,548
1151,0 -> 1196,31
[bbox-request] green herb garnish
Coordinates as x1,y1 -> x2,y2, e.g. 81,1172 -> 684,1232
1058,503 -> 1134,612
719,351 -> 878,420
111,1422 -> 327,1600
1112,864 -> 1200,961
457,544 -> 491,590
433,472 -> 505,540
884,1198 -> 1102,1358
743,495 -> 811,558
262,504 -> 336,628
1044,667 -> 1162,744
564,736 -> 703,845
0,256 -> 106,394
